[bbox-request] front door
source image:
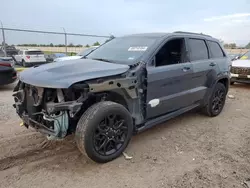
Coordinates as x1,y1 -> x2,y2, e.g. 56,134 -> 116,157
146,37 -> 195,119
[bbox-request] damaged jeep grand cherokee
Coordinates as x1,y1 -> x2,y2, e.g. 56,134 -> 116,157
13,32 -> 230,163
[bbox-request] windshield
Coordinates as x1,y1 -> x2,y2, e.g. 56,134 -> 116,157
77,47 -> 97,56
240,51 -> 250,60
86,37 -> 156,64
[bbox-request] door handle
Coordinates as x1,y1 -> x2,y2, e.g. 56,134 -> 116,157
209,62 -> 216,66
182,67 -> 190,72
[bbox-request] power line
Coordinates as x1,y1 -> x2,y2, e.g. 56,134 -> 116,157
2,27 -> 111,38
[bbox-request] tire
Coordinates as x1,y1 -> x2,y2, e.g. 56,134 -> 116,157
203,82 -> 227,117
21,60 -> 27,67
75,101 -> 133,163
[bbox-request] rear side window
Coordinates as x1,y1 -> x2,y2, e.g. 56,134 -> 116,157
188,39 -> 208,61
207,41 -> 224,58
25,51 -> 44,55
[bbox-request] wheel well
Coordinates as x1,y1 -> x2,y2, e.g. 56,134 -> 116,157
218,78 -> 229,92
106,92 -> 128,110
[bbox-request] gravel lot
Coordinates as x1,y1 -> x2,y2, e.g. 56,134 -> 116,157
0,82 -> 249,188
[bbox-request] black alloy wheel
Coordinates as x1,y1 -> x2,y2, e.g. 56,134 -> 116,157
211,88 -> 226,114
75,101 -> 133,163
203,82 -> 227,117
94,114 -> 128,156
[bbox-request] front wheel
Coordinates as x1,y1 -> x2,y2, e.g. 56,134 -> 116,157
203,82 -> 227,117
75,101 -> 133,163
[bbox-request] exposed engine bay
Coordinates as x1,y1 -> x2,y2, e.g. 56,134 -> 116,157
12,82 -> 84,140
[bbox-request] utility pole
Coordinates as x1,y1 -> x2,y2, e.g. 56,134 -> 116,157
62,27 -> 67,55
1,21 -> 7,57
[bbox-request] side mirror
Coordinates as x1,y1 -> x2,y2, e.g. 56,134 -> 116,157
234,56 -> 239,60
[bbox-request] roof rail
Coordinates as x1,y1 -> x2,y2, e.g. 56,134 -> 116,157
174,31 -> 212,37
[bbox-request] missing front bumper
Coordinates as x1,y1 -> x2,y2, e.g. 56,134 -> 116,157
21,114 -> 56,136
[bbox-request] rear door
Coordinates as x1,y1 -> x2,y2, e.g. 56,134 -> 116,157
187,38 -> 217,104
146,37 -> 195,119
206,40 -> 227,75
26,51 -> 45,62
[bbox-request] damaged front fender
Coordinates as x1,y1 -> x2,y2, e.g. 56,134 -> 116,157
85,61 -> 147,125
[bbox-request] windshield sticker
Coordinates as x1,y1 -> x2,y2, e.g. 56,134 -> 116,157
128,46 -> 148,51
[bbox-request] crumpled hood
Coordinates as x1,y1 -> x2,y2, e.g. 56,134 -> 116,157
19,59 -> 130,88
232,59 -> 250,68
54,56 -> 82,62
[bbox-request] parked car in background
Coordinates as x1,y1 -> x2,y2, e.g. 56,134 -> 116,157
0,57 -> 17,86
45,53 -> 67,63
53,46 -> 98,62
15,49 -> 46,67
230,50 -> 250,84
13,32 -> 230,163
0,45 -> 19,56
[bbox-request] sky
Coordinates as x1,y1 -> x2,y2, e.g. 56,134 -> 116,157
1,0 -> 250,46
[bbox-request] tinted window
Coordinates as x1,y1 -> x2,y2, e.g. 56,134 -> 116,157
25,51 -> 44,55
207,41 -> 224,58
86,37 -> 156,64
155,38 -> 186,67
189,39 -> 208,61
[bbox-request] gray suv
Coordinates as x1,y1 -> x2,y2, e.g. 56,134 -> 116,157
13,31 -> 230,163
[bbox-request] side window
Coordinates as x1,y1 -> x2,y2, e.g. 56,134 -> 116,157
188,38 -> 208,61
207,41 -> 224,58
18,50 -> 22,55
155,38 -> 187,67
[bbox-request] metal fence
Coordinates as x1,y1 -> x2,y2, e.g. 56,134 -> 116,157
0,22 -> 113,56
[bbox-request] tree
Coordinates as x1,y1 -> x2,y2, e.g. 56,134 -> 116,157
49,43 -> 54,47
229,43 -> 237,49
68,43 -> 74,47
224,43 -> 237,49
93,41 -> 100,46
85,44 -> 90,47
224,43 -> 229,48
245,42 -> 250,49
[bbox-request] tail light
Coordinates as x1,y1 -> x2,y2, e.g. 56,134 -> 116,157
0,62 -> 11,67
12,72 -> 17,79
26,56 -> 30,59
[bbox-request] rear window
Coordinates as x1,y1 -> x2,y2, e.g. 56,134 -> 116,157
25,51 -> 44,55
188,39 -> 209,61
207,41 -> 224,58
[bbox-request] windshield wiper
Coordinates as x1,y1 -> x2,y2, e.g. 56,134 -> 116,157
91,58 -> 113,63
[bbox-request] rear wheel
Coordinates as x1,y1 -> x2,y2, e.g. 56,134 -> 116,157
21,60 -> 27,67
75,101 -> 133,163
203,82 -> 226,117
